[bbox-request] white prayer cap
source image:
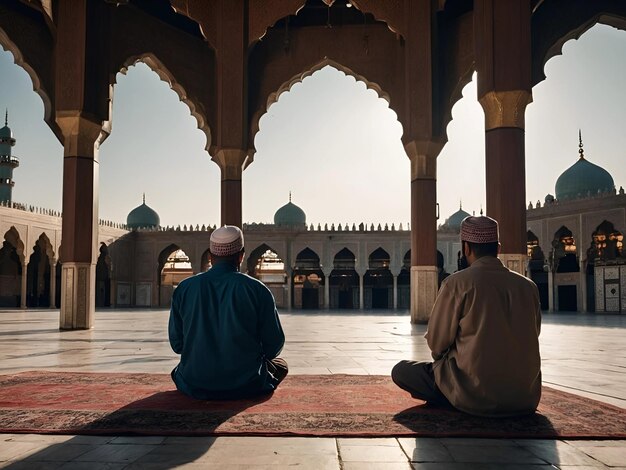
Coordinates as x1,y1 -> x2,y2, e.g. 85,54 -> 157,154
210,225 -> 244,256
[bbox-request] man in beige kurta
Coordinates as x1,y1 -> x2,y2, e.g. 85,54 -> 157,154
392,216 -> 542,417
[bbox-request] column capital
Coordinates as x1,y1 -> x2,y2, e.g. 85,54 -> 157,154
478,90 -> 532,131
212,148 -> 250,180
56,113 -> 105,158
405,140 -> 443,181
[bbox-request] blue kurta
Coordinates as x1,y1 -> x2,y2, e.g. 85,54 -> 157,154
168,262 -> 285,399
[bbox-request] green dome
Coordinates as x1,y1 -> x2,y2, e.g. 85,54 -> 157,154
127,197 -> 160,229
556,134 -> 614,200
445,206 -> 471,230
274,198 -> 306,227
555,157 -> 614,200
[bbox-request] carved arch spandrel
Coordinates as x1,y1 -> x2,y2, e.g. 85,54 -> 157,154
531,0 -> 626,86
248,0 -> 406,45
0,4 -> 60,141
247,57 -> 403,162
116,54 -> 213,153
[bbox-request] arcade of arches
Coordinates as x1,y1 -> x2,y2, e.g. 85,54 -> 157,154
1,0 -> 626,328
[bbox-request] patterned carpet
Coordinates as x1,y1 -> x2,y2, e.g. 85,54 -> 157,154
0,371 -> 624,438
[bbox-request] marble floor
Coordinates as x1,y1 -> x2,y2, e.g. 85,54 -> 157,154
0,308 -> 624,469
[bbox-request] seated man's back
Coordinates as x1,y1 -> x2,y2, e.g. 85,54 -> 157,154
168,226 -> 286,399
426,256 -> 542,416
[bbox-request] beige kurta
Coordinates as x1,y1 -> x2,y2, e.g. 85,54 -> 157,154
425,256 -> 542,417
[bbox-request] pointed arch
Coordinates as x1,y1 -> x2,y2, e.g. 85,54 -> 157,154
0,9 -> 59,140
116,54 -> 212,153
3,226 -> 25,264
532,2 -> 626,86
248,59 -> 398,159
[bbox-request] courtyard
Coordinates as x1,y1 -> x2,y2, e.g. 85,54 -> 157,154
0,309 -> 624,469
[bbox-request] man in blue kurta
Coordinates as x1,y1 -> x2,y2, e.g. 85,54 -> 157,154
168,225 -> 287,399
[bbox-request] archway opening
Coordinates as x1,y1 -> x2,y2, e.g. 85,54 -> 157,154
247,244 -> 287,308
293,248 -> 324,310
587,220 -> 625,312
364,247 -> 392,309
0,229 -> 22,307
551,226 -> 579,312
26,234 -> 52,308
158,245 -> 193,307
397,250 -> 411,310
247,64 -> 407,228
330,248 -> 359,309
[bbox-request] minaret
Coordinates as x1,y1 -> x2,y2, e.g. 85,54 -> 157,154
0,109 -> 19,204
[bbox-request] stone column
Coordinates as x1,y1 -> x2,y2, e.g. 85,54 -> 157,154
579,260 -> 587,313
20,261 -> 27,309
213,149 -> 248,228
49,260 -> 57,308
475,0 -> 532,275
479,91 -> 531,275
547,267 -> 554,312
57,116 -> 102,330
322,267 -> 332,309
391,265 -> 401,310
406,141 -> 442,323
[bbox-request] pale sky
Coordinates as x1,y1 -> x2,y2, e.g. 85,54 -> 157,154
0,23 -> 624,228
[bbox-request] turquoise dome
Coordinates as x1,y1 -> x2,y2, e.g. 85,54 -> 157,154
274,198 -> 306,227
127,197 -> 160,229
445,206 -> 471,230
555,134 -> 614,200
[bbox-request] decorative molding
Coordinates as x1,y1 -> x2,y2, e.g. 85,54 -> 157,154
478,90 -> 532,130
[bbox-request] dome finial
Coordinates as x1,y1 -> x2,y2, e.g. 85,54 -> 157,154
143,192 -> 145,204
459,199 -> 462,210
480,205 -> 484,216
289,191 -> 292,203
4,108 -> 7,126
578,129 -> 585,160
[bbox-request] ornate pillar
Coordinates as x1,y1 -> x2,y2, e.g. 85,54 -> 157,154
391,264 -> 401,310
548,267 -> 554,312
49,259 -> 57,308
406,141 -> 442,323
579,259 -> 587,313
322,267 -> 332,309
57,116 -> 102,330
475,0 -> 532,275
213,149 -> 247,228
20,261 -> 27,309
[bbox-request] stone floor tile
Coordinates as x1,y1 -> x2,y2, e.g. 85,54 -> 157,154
446,445 -> 547,464
338,444 -> 409,463
0,461 -> 62,470
576,446 -> 626,467
411,465 -> 555,470
109,436 -> 166,445
72,444 -> 158,463
337,438 -> 400,447
565,440 -> 626,448
58,463 -> 126,470
21,444 -> 101,463
398,438 -> 454,463
343,463 -> 413,470
519,440 -> 608,466
0,441 -> 48,462
441,438 -> 522,447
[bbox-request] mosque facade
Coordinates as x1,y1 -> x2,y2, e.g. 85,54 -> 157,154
1,110 -> 625,312
1,130 -> 624,313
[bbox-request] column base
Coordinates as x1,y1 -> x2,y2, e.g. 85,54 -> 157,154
60,262 -> 95,330
499,254 -> 527,276
410,266 -> 438,324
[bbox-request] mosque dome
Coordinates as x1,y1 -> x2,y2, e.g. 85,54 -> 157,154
274,194 -> 306,227
127,195 -> 160,229
555,133 -> 614,200
444,204 -> 471,230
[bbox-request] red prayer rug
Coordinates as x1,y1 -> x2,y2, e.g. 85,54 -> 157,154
0,371 -> 624,438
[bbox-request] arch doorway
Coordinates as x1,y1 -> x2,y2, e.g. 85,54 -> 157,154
0,231 -> 22,307
293,248 -> 324,309
26,234 -> 53,308
330,248 -> 359,309
158,245 -> 193,307
96,244 -> 112,307
364,247 -> 392,309
247,244 -> 287,308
